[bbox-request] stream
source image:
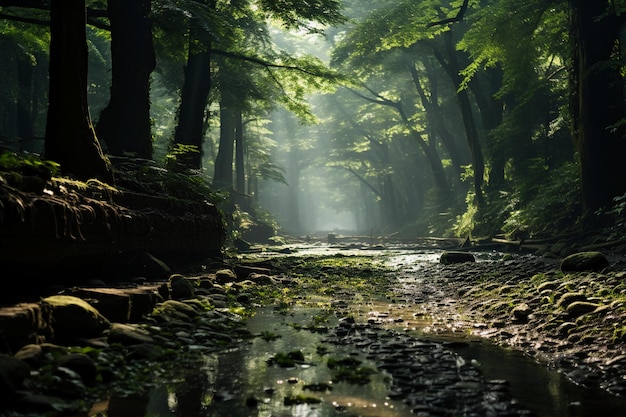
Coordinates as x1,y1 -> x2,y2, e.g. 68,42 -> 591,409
90,245 -> 626,417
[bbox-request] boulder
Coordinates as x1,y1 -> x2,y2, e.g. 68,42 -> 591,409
0,354 -> 30,401
0,303 -> 47,354
41,295 -> 111,343
440,251 -> 476,265
560,251 -> 610,272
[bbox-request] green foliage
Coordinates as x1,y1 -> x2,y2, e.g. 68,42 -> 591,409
112,156 -> 226,204
453,161 -> 581,238
0,150 -> 60,179
258,0 -> 346,33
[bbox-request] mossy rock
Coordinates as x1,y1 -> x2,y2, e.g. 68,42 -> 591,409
560,251 -> 610,272
440,251 -> 476,265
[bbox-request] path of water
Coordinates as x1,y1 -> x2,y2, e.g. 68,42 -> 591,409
93,246 -> 626,417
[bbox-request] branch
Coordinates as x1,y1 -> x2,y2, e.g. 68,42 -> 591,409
427,0 -> 469,28
0,7 -> 110,30
336,166 -> 381,197
212,49 -> 337,79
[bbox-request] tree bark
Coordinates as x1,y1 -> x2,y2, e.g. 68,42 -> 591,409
235,109 -> 245,193
172,0 -> 216,170
173,49 -> 212,169
44,0 -> 112,182
570,0 -> 626,216
96,0 -> 155,159
213,99 -> 236,190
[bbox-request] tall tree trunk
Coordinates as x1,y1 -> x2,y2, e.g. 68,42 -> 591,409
570,0 -> 626,216
213,99 -> 236,190
173,0 -> 216,169
235,109 -> 245,193
173,49 -> 212,169
96,0 -> 155,159
45,0 -> 112,182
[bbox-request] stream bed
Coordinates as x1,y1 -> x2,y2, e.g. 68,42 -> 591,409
91,246 -> 626,417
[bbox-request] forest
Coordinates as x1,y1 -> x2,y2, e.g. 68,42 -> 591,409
1,0 -> 626,245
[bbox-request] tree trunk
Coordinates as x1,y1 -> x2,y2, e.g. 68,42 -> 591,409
96,0 -> 155,160
570,0 -> 626,216
173,49 -> 212,169
213,99 -> 236,190
235,109 -> 245,193
44,0 -> 113,183
173,0 -> 216,170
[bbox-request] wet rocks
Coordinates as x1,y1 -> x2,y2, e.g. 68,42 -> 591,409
323,320 -> 534,416
396,251 -> 626,398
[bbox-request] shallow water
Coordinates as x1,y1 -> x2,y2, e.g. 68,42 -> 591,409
92,247 -> 626,417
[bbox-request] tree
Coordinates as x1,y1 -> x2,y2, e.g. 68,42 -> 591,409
569,0 -> 626,216
95,0 -> 155,159
44,0 -> 112,182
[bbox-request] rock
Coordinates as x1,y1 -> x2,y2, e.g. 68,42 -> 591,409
127,343 -> 165,361
566,301 -> 600,318
556,292 -> 587,308
55,353 -> 98,386
0,353 -> 30,400
41,295 -> 111,343
234,265 -> 271,280
107,323 -> 154,346
440,251 -> 476,265
169,274 -> 195,299
215,269 -> 237,284
66,288 -> 132,323
0,303 -> 47,354
560,251 -> 610,272
511,303 -> 532,323
158,300 -> 199,319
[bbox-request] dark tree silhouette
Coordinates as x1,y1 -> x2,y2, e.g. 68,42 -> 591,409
44,0 -> 113,182
96,0 -> 155,159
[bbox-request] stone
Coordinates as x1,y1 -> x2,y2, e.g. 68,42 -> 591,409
440,251 -> 476,265
0,303 -> 47,354
41,295 -> 111,343
55,353 -> 97,386
511,303 -> 532,323
566,301 -> 600,318
0,353 -> 30,398
215,269 -> 237,284
169,274 -> 195,299
107,323 -> 154,346
560,251 -> 610,272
